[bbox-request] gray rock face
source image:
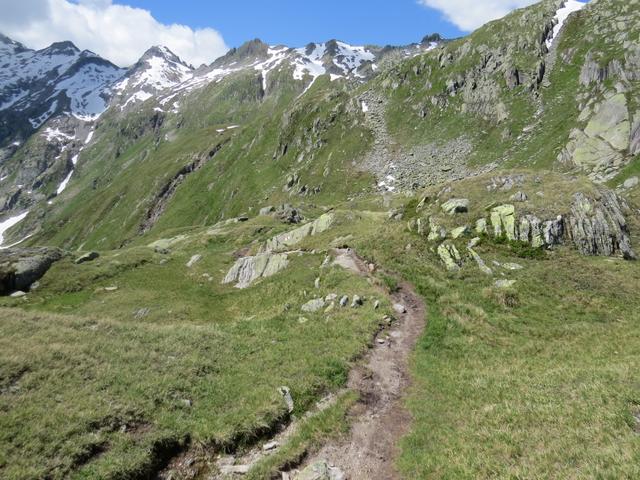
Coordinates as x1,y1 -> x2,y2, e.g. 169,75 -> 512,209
562,92 -> 632,181
223,253 -> 289,288
567,191 -> 636,259
0,247 -> 65,294
630,116 -> 640,156
543,217 -> 565,246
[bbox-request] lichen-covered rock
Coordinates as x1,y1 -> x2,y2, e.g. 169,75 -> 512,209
264,213 -> 334,252
519,215 -> 544,248
427,217 -> 447,241
223,253 -> 289,288
475,218 -> 488,234
468,248 -> 492,275
441,198 -> 469,214
437,242 -> 462,271
451,225 -> 469,239
583,93 -> 630,151
0,247 -> 65,294
490,204 -> 517,240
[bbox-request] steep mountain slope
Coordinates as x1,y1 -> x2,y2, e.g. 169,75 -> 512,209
0,35 -> 441,247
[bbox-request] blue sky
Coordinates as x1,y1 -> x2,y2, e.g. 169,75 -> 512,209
115,0 -> 466,48
0,0 -> 587,66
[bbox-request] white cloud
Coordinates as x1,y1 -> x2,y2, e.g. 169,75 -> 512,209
0,0 -> 228,67
418,0 -> 539,31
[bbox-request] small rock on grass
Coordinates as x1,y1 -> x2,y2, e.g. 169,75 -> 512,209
75,251 -> 99,264
278,386 -> 294,413
186,254 -> 202,268
301,298 -> 325,312
220,464 -> 250,475
393,303 -> 406,314
339,296 -> 349,307
263,441 -> 279,451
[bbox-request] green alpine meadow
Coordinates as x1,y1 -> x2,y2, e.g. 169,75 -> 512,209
0,0 -> 639,478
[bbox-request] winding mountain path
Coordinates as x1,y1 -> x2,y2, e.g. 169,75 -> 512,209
289,249 -> 426,479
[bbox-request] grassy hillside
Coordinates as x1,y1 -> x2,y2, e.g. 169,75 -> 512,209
0,212 -> 393,478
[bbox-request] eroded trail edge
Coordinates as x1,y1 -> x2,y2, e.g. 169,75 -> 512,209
290,249 -> 426,480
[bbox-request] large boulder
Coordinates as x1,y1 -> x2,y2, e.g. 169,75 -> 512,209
441,198 -> 469,215
0,247 -> 65,295
264,213 -> 334,252
223,253 -> 289,288
294,461 -> 345,480
490,204 -> 517,240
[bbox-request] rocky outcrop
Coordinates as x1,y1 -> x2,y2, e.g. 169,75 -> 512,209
264,213 -> 334,252
567,191 -> 636,259
0,247 -> 65,294
426,186 -> 636,261
561,92 -> 633,181
223,253 -> 289,289
630,115 -> 640,155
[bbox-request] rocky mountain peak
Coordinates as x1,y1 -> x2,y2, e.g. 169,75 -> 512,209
139,45 -> 190,68
211,39 -> 271,68
42,41 -> 81,57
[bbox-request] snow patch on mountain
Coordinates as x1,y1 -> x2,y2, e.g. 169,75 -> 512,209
0,211 -> 29,247
547,0 -> 586,48
255,46 -> 289,91
43,127 -> 75,142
